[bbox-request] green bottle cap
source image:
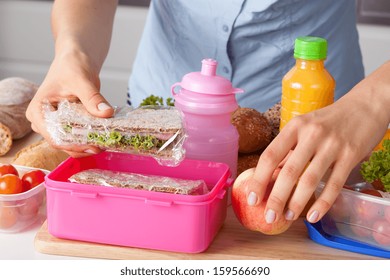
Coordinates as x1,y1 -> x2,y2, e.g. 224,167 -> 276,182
294,36 -> 327,60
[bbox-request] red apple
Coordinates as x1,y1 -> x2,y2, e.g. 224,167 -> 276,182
232,168 -> 293,235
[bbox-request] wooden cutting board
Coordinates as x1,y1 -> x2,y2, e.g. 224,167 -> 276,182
34,207 -> 380,260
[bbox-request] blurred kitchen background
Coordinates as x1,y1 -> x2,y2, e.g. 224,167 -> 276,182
0,0 -> 389,107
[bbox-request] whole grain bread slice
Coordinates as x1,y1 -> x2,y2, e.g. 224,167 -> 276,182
68,169 -> 208,195
51,102 -> 183,134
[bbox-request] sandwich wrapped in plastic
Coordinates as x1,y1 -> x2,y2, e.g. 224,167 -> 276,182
68,169 -> 209,195
44,100 -> 186,166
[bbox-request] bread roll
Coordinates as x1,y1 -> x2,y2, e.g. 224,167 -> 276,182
237,152 -> 261,176
0,123 -> 12,156
12,140 -> 69,171
231,108 -> 273,154
263,102 -> 281,138
0,77 -> 38,155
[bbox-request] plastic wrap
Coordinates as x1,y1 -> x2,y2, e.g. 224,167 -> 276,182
44,100 -> 186,166
68,169 -> 209,195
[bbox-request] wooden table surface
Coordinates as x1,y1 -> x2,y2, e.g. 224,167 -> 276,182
33,207 -> 382,260
1,133 -> 385,260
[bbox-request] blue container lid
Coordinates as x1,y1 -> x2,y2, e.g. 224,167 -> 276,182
305,220 -> 390,259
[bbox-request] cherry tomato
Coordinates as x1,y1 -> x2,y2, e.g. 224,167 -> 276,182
360,189 -> 382,197
372,219 -> 390,246
349,216 -> 373,238
328,193 -> 352,221
371,180 -> 385,191
342,185 -> 355,191
385,207 -> 390,223
352,197 -> 381,221
0,174 -> 23,194
0,204 -> 18,229
21,170 -> 46,192
0,164 -> 19,177
18,198 -> 40,221
22,180 -> 32,193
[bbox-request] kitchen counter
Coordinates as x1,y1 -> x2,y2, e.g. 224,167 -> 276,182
0,133 -> 385,260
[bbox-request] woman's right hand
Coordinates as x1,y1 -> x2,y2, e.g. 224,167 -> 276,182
26,49 -> 114,158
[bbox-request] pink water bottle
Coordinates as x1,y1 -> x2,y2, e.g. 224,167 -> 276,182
171,58 -> 243,178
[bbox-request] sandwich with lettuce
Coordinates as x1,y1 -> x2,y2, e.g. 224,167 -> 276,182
44,100 -> 186,164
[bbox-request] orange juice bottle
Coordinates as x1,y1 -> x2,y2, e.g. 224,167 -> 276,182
280,36 -> 335,130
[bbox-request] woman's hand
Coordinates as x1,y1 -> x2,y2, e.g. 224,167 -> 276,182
26,50 -> 114,158
26,0 -> 118,158
246,61 -> 390,225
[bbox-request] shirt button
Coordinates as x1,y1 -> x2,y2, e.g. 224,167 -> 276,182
222,24 -> 229,32
222,66 -> 229,73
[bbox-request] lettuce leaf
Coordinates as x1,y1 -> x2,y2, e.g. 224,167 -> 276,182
360,139 -> 390,192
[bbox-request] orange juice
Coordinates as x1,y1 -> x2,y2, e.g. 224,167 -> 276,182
280,37 -> 335,130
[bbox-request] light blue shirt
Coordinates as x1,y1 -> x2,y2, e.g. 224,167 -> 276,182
128,0 -> 364,112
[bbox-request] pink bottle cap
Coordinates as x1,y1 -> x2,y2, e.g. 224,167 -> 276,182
175,58 -> 243,95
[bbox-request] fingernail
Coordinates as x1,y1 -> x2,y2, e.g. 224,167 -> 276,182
308,210 -> 319,223
84,149 -> 97,154
97,102 -> 111,111
265,209 -> 276,224
285,209 -> 295,220
247,191 -> 258,206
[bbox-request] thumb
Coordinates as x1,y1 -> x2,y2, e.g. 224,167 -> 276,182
78,91 -> 114,118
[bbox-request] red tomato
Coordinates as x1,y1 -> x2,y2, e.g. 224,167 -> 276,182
385,207 -> 390,223
22,180 -> 32,193
371,180 -> 385,191
328,193 -> 352,221
372,219 -> 390,246
349,216 -> 373,238
18,197 -> 40,221
0,164 -> 19,177
352,197 -> 381,221
21,170 -> 46,192
360,189 -> 382,197
343,185 -> 355,191
0,204 -> 18,229
0,174 -> 23,194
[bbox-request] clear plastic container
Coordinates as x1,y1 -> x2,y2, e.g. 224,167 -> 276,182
45,152 -> 231,253
0,165 -> 48,233
315,166 -> 390,251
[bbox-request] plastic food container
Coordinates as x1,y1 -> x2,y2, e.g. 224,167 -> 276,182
0,165 -> 48,233
45,152 -> 231,253
314,167 -> 390,252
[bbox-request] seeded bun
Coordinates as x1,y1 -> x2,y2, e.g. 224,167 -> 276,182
263,102 -> 281,138
231,107 -> 273,154
237,152 -> 261,176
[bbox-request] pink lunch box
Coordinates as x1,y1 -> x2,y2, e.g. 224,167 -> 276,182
45,152 -> 231,253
